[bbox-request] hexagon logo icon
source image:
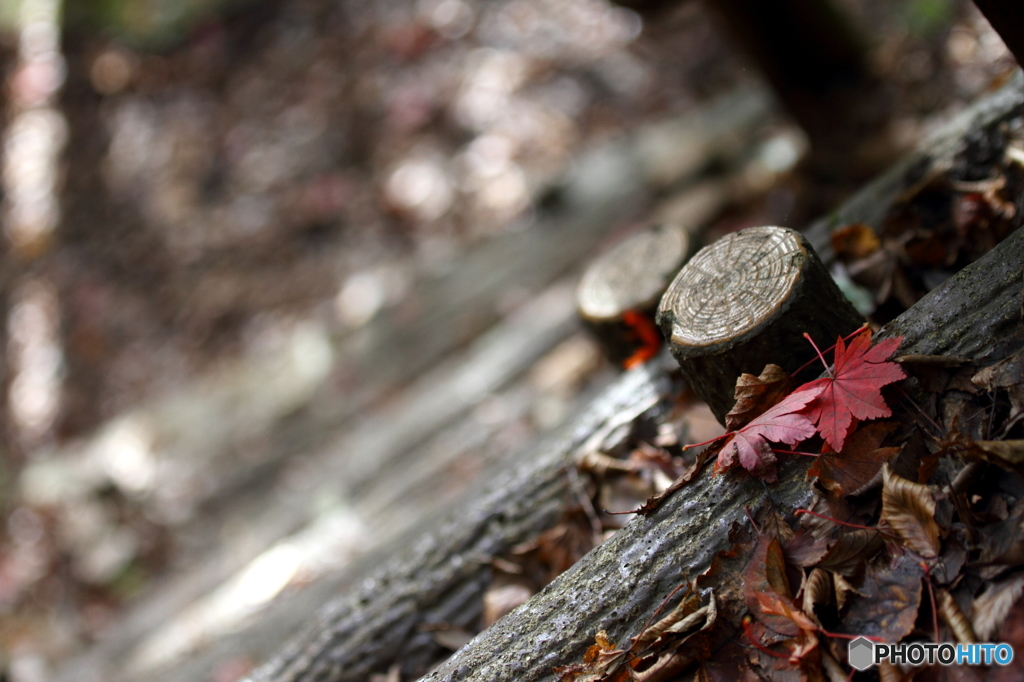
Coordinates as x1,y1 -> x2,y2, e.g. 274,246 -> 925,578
848,637 -> 875,671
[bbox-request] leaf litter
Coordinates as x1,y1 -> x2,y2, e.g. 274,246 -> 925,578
553,322 -> 1024,681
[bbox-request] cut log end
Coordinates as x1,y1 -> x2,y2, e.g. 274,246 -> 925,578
577,224 -> 692,365
657,226 -> 864,423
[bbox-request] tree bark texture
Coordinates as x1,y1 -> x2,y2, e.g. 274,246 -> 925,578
247,360 -> 681,682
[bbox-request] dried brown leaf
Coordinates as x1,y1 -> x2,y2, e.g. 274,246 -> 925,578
833,574 -> 858,612
631,594 -> 718,682
630,588 -> 701,652
841,552 -> 924,642
960,440 -> 1024,473
971,349 -> 1024,393
972,573 -> 1024,642
725,364 -> 795,431
816,530 -> 884,577
831,223 -> 881,261
784,529 -> 833,568
744,534 -> 799,636
896,354 -> 976,394
938,588 -> 976,644
554,631 -> 628,682
808,421 -> 900,497
880,465 -> 940,558
801,568 -> 832,621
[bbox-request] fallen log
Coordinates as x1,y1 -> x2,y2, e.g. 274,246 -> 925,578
247,355 -> 682,682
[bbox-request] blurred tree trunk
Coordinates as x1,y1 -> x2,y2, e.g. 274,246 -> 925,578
616,0 -> 892,215
971,0 -> 1024,66
0,37 -> 15,475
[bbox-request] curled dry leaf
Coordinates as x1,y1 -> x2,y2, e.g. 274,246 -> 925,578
959,440 -> 1024,474
971,349 -> 1024,394
815,529 -> 884,577
897,354 -> 976,394
553,631 -> 626,682
630,594 -> 719,682
725,364 -> 795,431
972,573 -> 1024,642
937,588 -> 976,644
556,589 -> 719,682
880,464 -> 940,559
833,574 -> 858,612
744,534 -> 799,636
801,568 -> 832,623
972,349 -> 1024,435
631,587 -> 704,653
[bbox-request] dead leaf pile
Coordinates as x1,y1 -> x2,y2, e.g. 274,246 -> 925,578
555,338 -> 1024,681
831,133 -> 1023,322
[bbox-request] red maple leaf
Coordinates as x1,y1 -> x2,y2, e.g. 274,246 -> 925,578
717,384 -> 823,479
801,330 -> 905,451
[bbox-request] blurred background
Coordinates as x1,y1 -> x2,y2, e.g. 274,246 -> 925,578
0,0 -> 1016,680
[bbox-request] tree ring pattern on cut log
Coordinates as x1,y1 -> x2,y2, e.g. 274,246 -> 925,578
577,225 -> 689,320
661,226 -> 803,347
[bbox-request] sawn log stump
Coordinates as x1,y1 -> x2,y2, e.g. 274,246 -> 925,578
576,224 -> 692,366
656,225 -> 864,423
